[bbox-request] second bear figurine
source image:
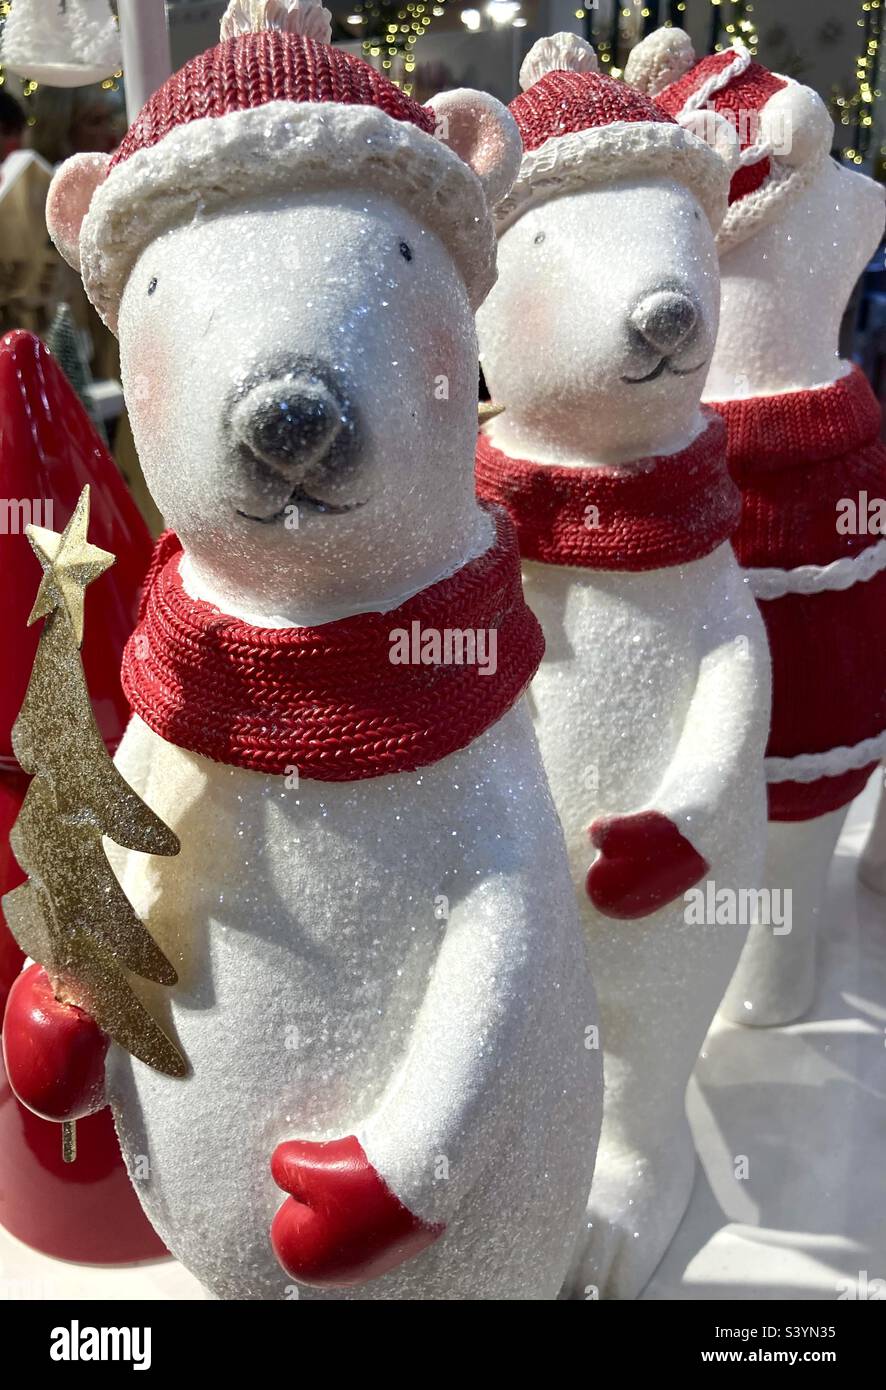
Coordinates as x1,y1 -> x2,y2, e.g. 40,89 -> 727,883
477,34 -> 771,1300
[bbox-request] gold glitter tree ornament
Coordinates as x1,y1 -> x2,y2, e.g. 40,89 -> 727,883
3,486 -> 187,1155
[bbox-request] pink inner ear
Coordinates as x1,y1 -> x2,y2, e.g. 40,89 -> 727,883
46,153 -> 111,269
430,89 -> 521,206
441,98 -> 504,179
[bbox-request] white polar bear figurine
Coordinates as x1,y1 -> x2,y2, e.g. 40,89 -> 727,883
8,3 -> 602,1301
627,29 -> 886,1027
476,34 -> 771,1299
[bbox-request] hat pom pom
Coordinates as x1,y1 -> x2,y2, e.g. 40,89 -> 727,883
519,33 -> 599,92
759,82 -> 834,168
220,0 -> 332,44
624,27 -> 695,97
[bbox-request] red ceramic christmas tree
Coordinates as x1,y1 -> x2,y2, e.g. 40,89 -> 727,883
0,329 -> 165,1262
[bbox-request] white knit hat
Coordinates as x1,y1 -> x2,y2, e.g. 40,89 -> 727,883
45,0 -> 522,330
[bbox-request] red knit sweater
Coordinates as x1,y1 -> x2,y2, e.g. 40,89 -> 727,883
712,366 -> 886,821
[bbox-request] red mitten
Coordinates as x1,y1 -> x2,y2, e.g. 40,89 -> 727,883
586,810 -> 709,920
2,963 -> 108,1122
270,1135 -> 442,1288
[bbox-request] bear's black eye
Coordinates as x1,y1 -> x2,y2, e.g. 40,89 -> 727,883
399,241 -> 413,262
147,277 -> 158,296
534,231 -> 546,246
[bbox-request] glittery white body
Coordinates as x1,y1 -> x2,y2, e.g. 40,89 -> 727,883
705,158 -> 886,1027
96,188 -> 600,1300
478,182 -> 771,1299
110,705 -> 599,1300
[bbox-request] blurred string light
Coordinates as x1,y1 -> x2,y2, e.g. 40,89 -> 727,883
837,0 -> 883,168
352,0 -> 445,79
462,1 -> 523,30
584,0 -> 720,78
349,0 -> 525,87
722,1 -> 759,57
586,0 -> 656,77
486,1 -> 520,22
582,3 -> 615,76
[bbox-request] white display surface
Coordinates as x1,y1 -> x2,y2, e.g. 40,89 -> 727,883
1,776 -> 883,1302
646,773 -> 886,1302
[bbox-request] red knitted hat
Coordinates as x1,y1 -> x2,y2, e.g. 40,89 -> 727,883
495,32 -> 732,232
45,0 -> 522,328
625,30 -> 834,253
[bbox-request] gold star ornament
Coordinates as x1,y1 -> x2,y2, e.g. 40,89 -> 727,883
27,486 -> 114,646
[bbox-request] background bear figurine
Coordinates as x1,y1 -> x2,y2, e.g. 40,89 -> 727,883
628,29 -> 886,1027
7,0 -> 602,1300
476,33 -> 771,1300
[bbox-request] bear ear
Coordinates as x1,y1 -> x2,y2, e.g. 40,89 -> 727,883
679,109 -> 741,177
759,82 -> 833,167
428,89 -> 523,208
46,152 -> 112,271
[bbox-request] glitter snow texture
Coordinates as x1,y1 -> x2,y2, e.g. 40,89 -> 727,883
705,121 -> 886,1029
47,23 -> 602,1300
476,45 -> 772,1301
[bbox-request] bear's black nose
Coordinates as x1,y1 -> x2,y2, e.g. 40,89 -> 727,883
233,375 -> 346,476
629,290 -> 698,356
251,392 -> 335,461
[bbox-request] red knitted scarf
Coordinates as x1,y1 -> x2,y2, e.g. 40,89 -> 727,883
475,412 -> 740,570
121,507 -> 543,781
711,366 -> 886,821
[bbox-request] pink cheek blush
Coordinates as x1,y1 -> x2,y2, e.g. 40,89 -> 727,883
508,283 -> 555,340
126,333 -> 173,430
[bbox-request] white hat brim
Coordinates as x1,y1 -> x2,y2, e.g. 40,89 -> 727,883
495,120 -> 729,233
76,100 -> 496,330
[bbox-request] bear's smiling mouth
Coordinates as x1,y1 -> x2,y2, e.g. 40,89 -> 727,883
236,482 -> 369,525
622,358 -> 708,385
